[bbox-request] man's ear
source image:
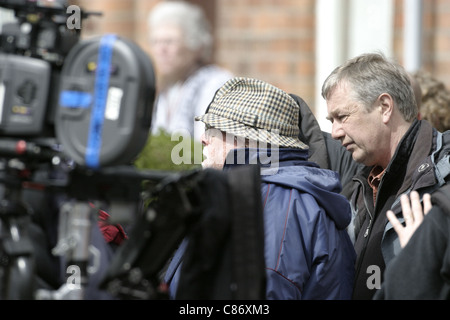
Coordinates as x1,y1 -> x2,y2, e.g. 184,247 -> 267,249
378,93 -> 394,124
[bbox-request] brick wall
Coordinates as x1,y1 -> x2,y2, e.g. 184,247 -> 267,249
394,0 -> 450,87
423,0 -> 450,86
214,0 -> 316,105
73,0 -> 450,115
74,0 -> 316,108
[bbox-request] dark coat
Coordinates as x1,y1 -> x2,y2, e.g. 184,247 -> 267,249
350,120 -> 450,299
374,184 -> 450,300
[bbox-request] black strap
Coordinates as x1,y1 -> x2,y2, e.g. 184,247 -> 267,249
227,165 -> 266,299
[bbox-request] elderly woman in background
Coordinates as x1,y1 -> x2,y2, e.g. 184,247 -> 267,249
148,1 -> 233,142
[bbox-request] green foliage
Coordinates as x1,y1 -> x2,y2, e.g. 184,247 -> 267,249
133,129 -> 202,171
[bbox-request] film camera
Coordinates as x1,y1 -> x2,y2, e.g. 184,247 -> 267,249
0,0 -> 160,299
0,1 -> 266,301
0,0 -> 155,167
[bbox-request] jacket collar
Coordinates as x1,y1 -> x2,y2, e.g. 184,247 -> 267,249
399,120 -> 436,194
223,147 -> 315,170
355,119 -> 437,201
384,119 -> 421,181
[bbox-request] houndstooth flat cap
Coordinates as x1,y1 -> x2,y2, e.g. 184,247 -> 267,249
195,77 -> 308,149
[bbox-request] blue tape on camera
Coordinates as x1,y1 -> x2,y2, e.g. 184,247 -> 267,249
59,90 -> 92,108
85,34 -> 117,169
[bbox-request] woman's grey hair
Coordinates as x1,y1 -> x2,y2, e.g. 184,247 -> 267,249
148,1 -> 213,63
321,52 -> 418,122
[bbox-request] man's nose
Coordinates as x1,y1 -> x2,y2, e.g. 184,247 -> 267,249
201,133 -> 208,146
331,121 -> 344,141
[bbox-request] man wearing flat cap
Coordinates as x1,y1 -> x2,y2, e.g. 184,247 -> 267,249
165,77 -> 356,299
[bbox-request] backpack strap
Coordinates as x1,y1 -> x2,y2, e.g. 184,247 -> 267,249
435,154 -> 450,186
431,184 -> 450,216
431,131 -> 450,186
382,130 -> 450,263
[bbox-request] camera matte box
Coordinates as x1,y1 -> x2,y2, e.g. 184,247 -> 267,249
55,34 -> 155,168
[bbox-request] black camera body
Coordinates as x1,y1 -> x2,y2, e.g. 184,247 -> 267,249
0,0 -> 80,137
0,0 -> 156,168
0,54 -> 51,136
0,0 -> 159,300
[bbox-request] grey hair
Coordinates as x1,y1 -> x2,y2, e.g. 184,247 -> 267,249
148,1 -> 213,63
321,52 -> 418,122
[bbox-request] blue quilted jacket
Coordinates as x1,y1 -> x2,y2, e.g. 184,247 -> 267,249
255,148 -> 355,299
165,148 -> 356,299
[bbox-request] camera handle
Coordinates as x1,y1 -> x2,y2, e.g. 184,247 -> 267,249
36,201 -> 97,300
0,180 -> 36,299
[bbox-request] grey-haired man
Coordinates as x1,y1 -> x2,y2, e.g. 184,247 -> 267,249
322,52 -> 450,299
